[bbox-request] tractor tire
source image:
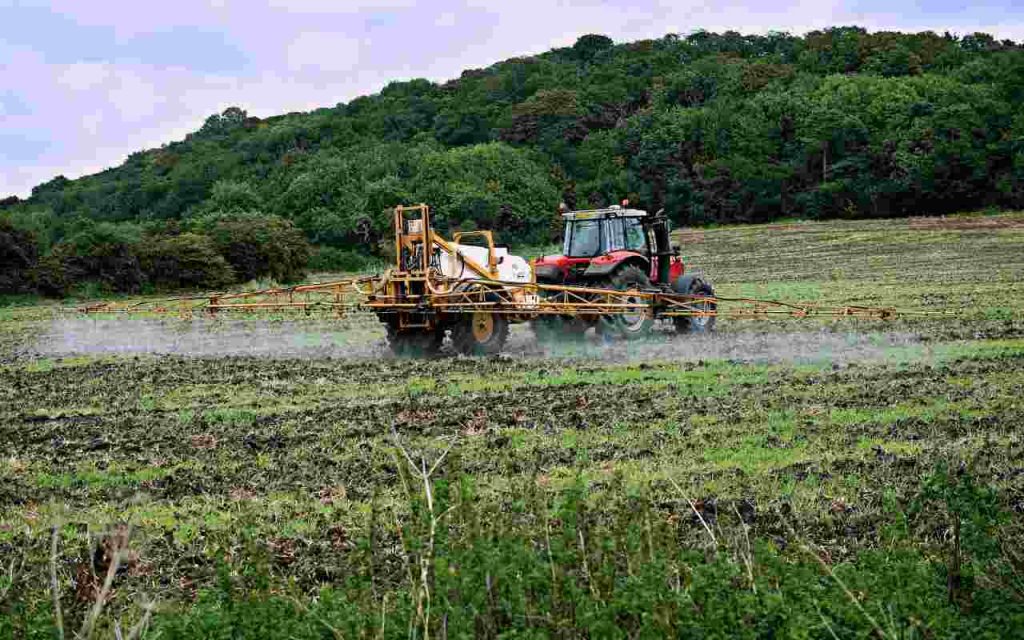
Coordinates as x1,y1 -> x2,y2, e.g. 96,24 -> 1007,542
451,312 -> 509,356
386,324 -> 445,358
597,264 -> 654,340
673,276 -> 716,334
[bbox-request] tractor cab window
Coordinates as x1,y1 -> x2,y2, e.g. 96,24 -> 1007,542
622,218 -> 647,253
604,219 -> 625,251
602,217 -> 648,254
565,220 -> 602,257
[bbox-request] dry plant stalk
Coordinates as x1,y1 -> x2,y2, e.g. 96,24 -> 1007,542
544,498 -> 558,598
669,478 -> 718,547
390,430 -> 459,640
48,524 -> 157,640
577,529 -> 598,599
78,528 -> 129,640
124,600 -> 156,640
732,503 -> 757,594
1,548 -> 24,603
785,519 -> 889,640
50,526 -> 64,640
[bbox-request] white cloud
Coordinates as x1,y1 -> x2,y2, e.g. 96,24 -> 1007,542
264,0 -> 418,14
39,0 -> 227,36
55,63 -> 161,125
79,112 -> 104,136
57,62 -> 112,92
285,32 -> 362,73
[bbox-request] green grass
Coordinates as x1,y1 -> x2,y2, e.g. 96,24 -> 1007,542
34,465 -> 173,490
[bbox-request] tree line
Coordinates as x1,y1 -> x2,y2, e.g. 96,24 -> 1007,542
2,27 -> 1022,295
0,212 -> 309,296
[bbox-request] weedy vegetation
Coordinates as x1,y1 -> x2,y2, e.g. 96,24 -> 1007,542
1,213 -> 1023,637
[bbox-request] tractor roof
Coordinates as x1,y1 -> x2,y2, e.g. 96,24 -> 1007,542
561,205 -> 648,220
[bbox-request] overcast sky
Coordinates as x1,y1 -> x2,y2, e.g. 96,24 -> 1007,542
1,0 -> 1021,198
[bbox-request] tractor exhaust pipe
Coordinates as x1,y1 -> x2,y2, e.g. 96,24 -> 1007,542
649,208 -> 673,285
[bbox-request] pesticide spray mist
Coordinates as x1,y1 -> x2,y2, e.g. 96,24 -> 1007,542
35,316 -> 921,366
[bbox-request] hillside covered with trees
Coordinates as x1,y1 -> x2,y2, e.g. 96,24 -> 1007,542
2,27 -> 1023,295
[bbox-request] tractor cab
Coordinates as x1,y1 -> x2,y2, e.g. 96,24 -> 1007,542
534,205 -> 681,287
562,207 -> 651,259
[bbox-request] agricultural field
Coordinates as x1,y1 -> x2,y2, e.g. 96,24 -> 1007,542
2,212 -> 1024,638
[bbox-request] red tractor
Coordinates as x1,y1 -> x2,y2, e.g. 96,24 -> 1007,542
531,205 -> 715,338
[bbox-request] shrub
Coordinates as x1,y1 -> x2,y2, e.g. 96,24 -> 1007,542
0,218 -> 38,293
36,222 -> 146,295
192,212 -> 311,283
306,245 -> 381,273
30,253 -> 70,296
137,233 -> 236,290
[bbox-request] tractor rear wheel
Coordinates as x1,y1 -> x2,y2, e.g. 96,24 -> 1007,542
597,264 -> 653,340
451,312 -> 509,356
386,325 -> 445,358
674,277 -> 716,334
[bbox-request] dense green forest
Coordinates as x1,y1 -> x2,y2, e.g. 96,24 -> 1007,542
2,27 -> 1023,295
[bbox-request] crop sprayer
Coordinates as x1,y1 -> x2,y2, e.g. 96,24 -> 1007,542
80,204 -> 902,356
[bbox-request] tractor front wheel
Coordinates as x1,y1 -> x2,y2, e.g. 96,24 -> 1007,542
451,312 -> 509,356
